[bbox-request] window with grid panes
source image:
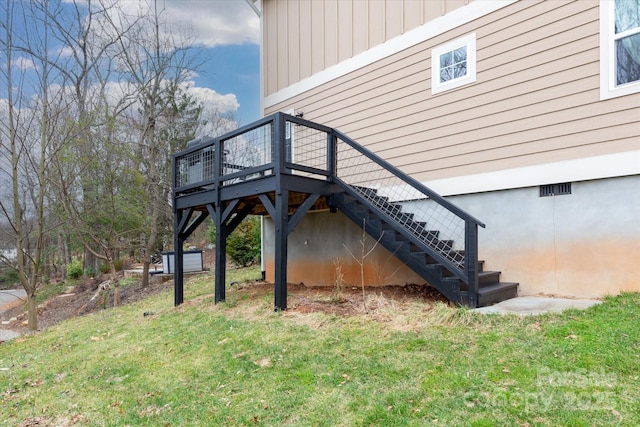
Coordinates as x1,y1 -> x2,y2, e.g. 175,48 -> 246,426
431,33 -> 476,94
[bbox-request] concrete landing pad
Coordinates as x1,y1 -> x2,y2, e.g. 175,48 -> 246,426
475,296 -> 601,315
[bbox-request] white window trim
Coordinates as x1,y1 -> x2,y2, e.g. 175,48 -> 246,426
431,33 -> 477,95
425,150 -> 640,197
600,0 -> 640,100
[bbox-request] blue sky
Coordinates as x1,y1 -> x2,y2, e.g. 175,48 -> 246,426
196,43 -> 261,125
162,0 -> 262,124
0,0 -> 261,125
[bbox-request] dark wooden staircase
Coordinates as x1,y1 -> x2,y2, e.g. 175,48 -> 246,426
172,112 -> 518,310
331,188 -> 518,307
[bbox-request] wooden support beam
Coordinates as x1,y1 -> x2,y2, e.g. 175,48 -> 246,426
274,189 -> 289,311
176,207 -> 194,235
183,211 -> 209,238
221,199 -> 240,224
205,203 -> 226,304
287,193 -> 320,235
225,203 -> 255,232
258,193 -> 276,218
174,209 -> 186,306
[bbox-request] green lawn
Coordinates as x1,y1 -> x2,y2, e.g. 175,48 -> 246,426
1,269 -> 639,426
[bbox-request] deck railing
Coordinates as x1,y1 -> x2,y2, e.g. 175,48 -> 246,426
173,113 -> 484,301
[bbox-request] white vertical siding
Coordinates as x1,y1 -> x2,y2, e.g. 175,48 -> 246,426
263,0 -> 470,94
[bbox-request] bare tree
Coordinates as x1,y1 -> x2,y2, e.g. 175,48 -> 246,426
1,0 -> 238,322
110,0 -> 204,287
0,1 -> 71,329
39,0 -> 141,278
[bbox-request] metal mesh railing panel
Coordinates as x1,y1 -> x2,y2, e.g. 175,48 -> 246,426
221,122 -> 274,185
175,145 -> 215,188
336,137 -> 466,268
288,121 -> 329,174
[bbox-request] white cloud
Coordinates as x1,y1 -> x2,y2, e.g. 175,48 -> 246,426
162,0 -> 259,47
112,0 -> 259,48
186,84 -> 239,114
12,56 -> 37,72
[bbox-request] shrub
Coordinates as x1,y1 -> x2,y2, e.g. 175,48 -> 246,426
0,267 -> 19,289
99,259 -> 125,274
99,263 -> 109,274
226,216 -> 261,267
66,259 -> 83,280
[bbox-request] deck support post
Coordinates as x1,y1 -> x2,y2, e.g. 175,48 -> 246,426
206,204 -> 227,304
274,189 -> 289,311
173,209 -> 185,306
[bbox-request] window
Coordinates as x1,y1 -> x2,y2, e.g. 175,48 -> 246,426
600,0 -> 640,99
431,33 -> 476,94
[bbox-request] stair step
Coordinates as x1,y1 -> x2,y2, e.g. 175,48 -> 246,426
415,229 -> 438,240
409,251 -> 440,266
477,282 -> 519,307
478,271 -> 501,286
446,250 -> 466,265
335,186 -> 517,309
478,260 -> 485,273
434,240 -> 453,251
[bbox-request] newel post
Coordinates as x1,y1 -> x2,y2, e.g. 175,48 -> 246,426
465,221 -> 479,308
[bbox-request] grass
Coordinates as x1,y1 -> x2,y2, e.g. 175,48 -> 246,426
1,268 -> 639,426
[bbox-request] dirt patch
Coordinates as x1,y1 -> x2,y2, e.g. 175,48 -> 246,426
229,281 -> 448,316
0,273 -> 174,335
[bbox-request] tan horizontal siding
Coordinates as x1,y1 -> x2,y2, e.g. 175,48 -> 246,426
391,110 -> 640,167
280,4 -> 598,133
350,59 -> 599,145
265,0 -> 640,181
402,138 -> 639,181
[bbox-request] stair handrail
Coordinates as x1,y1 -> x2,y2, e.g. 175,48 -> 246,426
331,129 -> 485,228
330,128 -> 484,306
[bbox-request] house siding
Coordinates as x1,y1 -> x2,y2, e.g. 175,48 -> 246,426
264,0 -> 639,184
259,0 -> 640,298
263,0 -> 471,96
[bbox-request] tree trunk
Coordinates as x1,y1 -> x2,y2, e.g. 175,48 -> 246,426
142,260 -> 151,287
84,249 -> 98,275
27,292 -> 37,331
111,262 -> 120,307
58,233 -> 68,279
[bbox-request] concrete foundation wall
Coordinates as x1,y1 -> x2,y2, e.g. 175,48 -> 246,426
450,175 -> 640,297
263,175 -> 640,297
263,210 -> 424,288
